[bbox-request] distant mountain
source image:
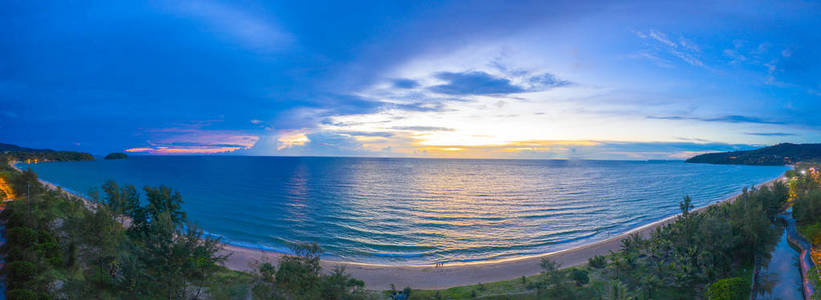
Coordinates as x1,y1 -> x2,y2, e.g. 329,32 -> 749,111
0,142 -> 52,153
0,142 -> 94,162
686,143 -> 821,165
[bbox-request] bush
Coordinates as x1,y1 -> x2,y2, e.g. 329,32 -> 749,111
7,227 -> 38,249
571,268 -> 589,286
6,289 -> 37,300
794,190 -> 821,224
588,255 -> 607,269
707,277 -> 747,300
35,241 -> 63,266
799,223 -> 821,246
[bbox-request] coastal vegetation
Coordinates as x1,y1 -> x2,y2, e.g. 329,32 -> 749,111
0,166 -> 229,298
687,143 -> 821,165
789,165 -> 821,244
0,155 -> 376,299
787,164 -> 821,300
412,181 -> 788,299
103,153 -> 127,160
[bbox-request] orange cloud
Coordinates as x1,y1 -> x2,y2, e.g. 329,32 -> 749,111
125,145 -> 248,154
392,139 -> 600,158
126,125 -> 260,155
277,131 -> 310,150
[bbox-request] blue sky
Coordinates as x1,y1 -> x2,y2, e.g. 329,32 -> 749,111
2,0 -> 820,159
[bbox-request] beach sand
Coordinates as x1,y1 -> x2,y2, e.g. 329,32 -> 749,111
13,160 -> 785,290
219,175 -> 787,290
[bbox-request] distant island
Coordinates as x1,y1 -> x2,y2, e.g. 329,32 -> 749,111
687,143 -> 821,165
104,152 -> 128,160
0,142 -> 94,162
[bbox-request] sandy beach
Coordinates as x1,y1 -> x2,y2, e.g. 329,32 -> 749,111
219,175 -> 787,290
13,160 -> 786,290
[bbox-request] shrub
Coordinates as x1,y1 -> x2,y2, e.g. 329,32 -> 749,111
799,223 -> 821,246
707,277 -> 747,300
571,268 -> 589,286
7,227 -> 38,249
6,289 -> 37,300
794,190 -> 821,224
35,241 -> 63,266
588,255 -> 607,269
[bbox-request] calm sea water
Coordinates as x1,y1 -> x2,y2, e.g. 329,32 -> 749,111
19,157 -> 787,265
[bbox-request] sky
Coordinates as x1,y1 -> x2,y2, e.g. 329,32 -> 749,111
2,0 -> 820,159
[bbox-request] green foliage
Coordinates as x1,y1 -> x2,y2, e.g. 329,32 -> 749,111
142,185 -> 186,227
100,181 -> 140,216
0,165 -> 232,299
794,189 -> 821,224
321,266 -> 366,299
9,168 -> 43,198
6,289 -> 37,300
6,227 -> 38,249
252,243 -> 369,299
588,255 -> 607,269
34,240 -> 62,266
793,172 -> 821,246
571,268 -> 589,286
6,261 -> 37,286
799,223 -> 821,246
538,258 -> 574,298
707,277 -> 747,300
680,195 -> 693,217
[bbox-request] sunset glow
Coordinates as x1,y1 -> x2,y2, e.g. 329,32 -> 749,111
3,1 -> 820,159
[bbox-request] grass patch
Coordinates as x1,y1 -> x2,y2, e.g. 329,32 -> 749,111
799,223 -> 821,246
204,267 -> 255,299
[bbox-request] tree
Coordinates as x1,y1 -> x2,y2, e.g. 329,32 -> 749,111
680,195 -> 694,218
9,168 -> 42,201
588,255 -> 607,269
76,206 -> 124,288
571,268 -> 589,286
253,243 -> 369,299
320,266 -> 366,300
102,181 -> 140,219
539,258 -> 573,298
276,243 -> 323,296
144,185 -> 186,226
707,277 -> 747,300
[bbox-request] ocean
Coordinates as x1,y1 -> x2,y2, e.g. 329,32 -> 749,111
19,156 -> 788,265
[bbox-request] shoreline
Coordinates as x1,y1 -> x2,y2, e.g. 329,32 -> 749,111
9,161 -> 98,211
218,174 -> 787,290
13,160 -> 787,289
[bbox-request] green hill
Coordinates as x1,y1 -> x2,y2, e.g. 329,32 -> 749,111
0,142 -> 94,162
104,152 -> 128,160
686,143 -> 821,165
0,142 -> 51,153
